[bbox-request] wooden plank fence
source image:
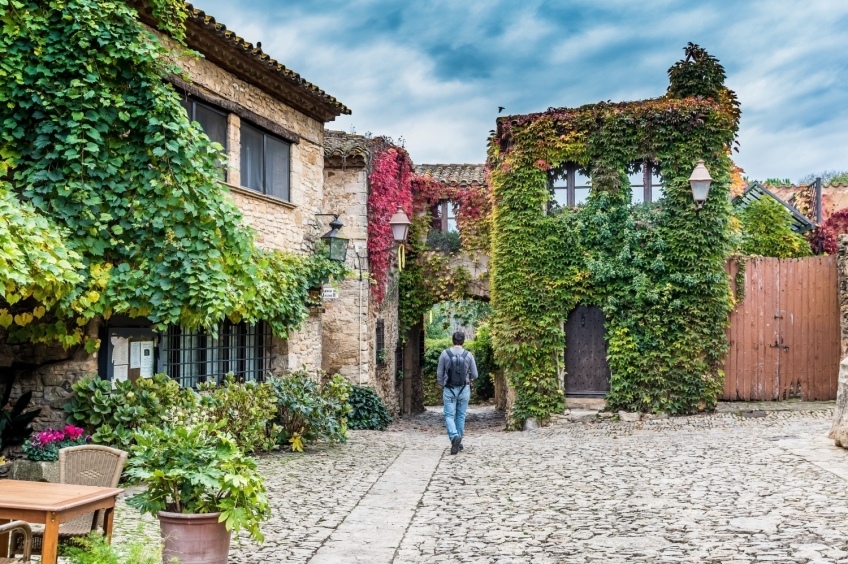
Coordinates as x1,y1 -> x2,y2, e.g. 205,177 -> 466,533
723,256 -> 840,401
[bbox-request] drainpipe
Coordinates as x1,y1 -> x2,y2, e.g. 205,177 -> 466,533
355,243 -> 364,386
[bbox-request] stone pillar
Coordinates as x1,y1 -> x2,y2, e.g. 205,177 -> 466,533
226,113 -> 240,185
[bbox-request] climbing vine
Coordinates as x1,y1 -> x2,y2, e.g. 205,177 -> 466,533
0,0 -> 344,349
367,145 -> 413,305
488,43 -> 740,427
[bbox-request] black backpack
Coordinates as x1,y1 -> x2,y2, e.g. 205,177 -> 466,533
446,349 -> 469,388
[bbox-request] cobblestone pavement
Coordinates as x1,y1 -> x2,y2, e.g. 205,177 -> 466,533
108,404 -> 848,563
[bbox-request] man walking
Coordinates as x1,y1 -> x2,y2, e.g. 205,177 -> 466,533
437,331 -> 479,455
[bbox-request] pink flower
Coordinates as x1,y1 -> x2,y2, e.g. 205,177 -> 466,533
64,425 -> 85,440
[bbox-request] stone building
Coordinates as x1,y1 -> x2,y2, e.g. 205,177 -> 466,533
2,1 -> 354,426
321,131 -> 403,413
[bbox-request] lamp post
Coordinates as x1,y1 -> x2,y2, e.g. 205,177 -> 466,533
318,214 -> 349,262
688,160 -> 713,210
388,207 -> 411,243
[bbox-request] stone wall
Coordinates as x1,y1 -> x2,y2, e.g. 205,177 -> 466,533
839,235 -> 848,357
320,163 -> 401,413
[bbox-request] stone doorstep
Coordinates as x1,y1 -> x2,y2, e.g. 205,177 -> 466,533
566,397 -> 606,411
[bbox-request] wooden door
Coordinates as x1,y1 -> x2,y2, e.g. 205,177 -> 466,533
564,305 -> 611,396
723,256 -> 840,400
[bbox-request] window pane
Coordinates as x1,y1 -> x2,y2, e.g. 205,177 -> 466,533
179,97 -> 192,118
194,103 -> 228,149
575,170 -> 591,187
240,124 -> 264,192
551,188 -> 568,207
575,187 -> 590,205
265,136 -> 291,201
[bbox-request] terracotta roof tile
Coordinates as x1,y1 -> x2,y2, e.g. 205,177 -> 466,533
323,130 -> 371,162
184,4 -> 350,118
414,164 -> 487,186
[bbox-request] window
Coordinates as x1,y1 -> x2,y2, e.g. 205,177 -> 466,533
435,200 -> 459,233
240,122 -> 291,201
161,321 -> 271,387
376,319 -> 385,365
628,161 -> 664,204
180,97 -> 227,178
549,164 -> 591,207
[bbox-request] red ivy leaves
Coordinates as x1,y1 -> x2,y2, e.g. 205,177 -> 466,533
412,174 -> 491,251
367,147 -> 413,304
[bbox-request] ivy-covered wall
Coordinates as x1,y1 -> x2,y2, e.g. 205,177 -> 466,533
487,44 -> 741,428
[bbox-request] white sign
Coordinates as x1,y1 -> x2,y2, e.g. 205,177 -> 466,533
139,341 -> 155,377
322,285 -> 339,300
129,341 -> 141,369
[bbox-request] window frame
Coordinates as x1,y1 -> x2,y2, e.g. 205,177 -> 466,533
549,161 -> 664,206
161,320 -> 272,388
240,121 -> 292,202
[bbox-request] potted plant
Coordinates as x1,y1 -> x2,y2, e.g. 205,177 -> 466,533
11,425 -> 89,482
124,422 -> 270,564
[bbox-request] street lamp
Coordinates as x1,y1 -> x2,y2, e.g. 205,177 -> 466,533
688,159 -> 713,210
388,207 -> 411,243
319,214 -> 349,262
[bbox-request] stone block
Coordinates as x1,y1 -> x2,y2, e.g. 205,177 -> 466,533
10,459 -> 59,483
618,411 -> 641,422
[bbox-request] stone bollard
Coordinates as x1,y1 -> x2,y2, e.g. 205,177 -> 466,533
829,357 -> 848,447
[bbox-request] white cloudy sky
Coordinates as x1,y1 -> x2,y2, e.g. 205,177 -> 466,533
193,0 -> 848,183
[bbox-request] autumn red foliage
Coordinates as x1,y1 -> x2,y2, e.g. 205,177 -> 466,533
367,146 -> 413,304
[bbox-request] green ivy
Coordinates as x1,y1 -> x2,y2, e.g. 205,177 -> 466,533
0,0 -> 344,349
488,44 -> 740,428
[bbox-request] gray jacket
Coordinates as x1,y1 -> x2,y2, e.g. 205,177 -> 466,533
437,346 -> 479,387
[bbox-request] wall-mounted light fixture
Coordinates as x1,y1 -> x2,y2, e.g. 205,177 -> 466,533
389,207 -> 411,243
688,160 -> 713,210
316,214 -> 349,262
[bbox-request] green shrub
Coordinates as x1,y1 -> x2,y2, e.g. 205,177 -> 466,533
64,374 -> 196,449
63,530 -> 162,564
193,376 -> 279,454
738,197 -> 812,258
347,386 -> 392,430
125,422 -> 269,542
467,324 -> 497,401
269,371 -> 351,451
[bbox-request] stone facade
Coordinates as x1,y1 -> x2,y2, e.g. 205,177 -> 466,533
2,9 -> 350,427
320,135 -> 402,413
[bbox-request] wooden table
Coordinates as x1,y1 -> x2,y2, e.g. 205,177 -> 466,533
0,480 -> 122,564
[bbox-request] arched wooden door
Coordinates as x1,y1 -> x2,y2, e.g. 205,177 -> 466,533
564,305 -> 611,397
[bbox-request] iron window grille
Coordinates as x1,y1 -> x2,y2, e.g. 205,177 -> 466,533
376,319 -> 386,365
161,320 -> 272,388
240,122 -> 291,202
179,96 -> 228,179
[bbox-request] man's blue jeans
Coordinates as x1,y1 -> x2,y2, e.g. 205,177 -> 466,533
443,385 -> 470,442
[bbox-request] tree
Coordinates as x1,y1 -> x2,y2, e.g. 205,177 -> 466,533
797,171 -> 848,186
738,197 -> 812,258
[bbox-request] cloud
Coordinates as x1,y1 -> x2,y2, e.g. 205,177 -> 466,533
192,0 -> 848,181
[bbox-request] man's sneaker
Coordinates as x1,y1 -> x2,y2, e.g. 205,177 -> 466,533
450,436 -> 461,455
459,443 -> 464,451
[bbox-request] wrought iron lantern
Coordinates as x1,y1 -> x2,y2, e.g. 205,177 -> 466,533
320,215 -> 349,262
389,207 -> 411,243
688,159 -> 713,210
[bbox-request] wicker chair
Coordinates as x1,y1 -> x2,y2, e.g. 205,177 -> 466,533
0,521 -> 31,563
14,445 -> 128,555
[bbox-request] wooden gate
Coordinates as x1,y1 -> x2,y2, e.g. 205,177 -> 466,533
564,305 -> 611,396
723,256 -> 840,401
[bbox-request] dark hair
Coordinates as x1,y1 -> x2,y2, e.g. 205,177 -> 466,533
452,331 -> 465,345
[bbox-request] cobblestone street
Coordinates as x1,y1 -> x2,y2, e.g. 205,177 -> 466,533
112,403 -> 848,563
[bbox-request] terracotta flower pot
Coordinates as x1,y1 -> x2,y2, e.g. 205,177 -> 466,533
158,511 -> 231,564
